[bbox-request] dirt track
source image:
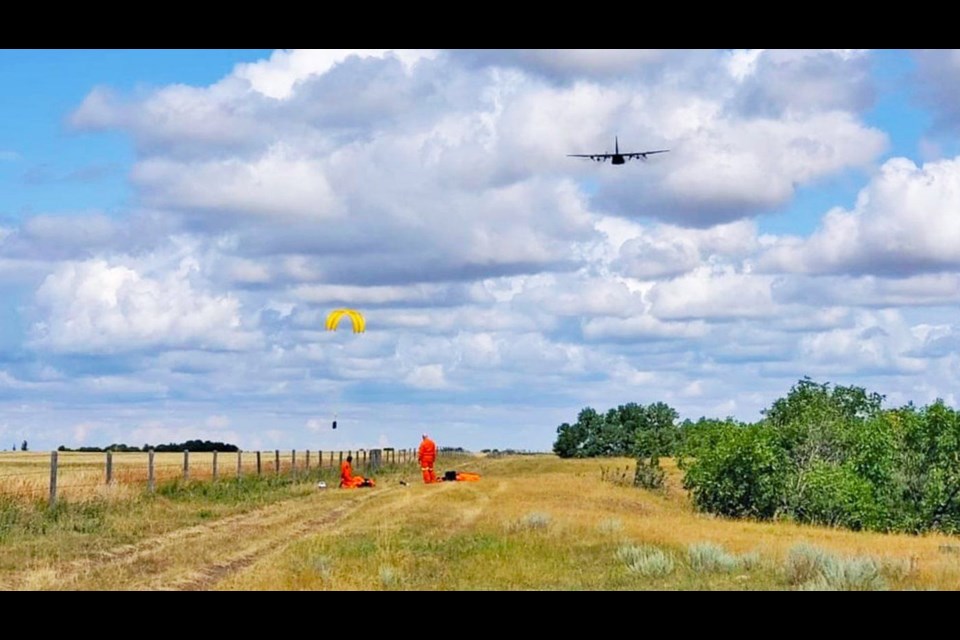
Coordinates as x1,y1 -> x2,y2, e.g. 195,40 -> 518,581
3,486 -> 395,591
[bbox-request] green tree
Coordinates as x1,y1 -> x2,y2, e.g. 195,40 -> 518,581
554,402 -> 681,459
763,378 -> 884,510
891,401 -> 960,533
682,422 -> 787,519
676,417 -> 743,468
553,408 -> 595,458
795,461 -> 884,530
684,378 -> 893,528
634,402 -> 680,458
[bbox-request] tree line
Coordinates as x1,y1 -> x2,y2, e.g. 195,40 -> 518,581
57,440 -> 239,453
553,377 -> 960,535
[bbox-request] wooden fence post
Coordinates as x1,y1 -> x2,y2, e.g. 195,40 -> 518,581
275,450 -> 280,476
292,449 -> 297,478
339,451 -> 343,467
106,451 -> 113,485
213,450 -> 219,481
49,451 -> 58,507
183,450 -> 190,481
256,451 -> 262,476
148,449 -> 155,493
237,450 -> 242,480
306,450 -> 311,470
362,450 -> 367,469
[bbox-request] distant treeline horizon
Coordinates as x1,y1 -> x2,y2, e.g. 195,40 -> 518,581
46,443 -> 542,455
57,440 -> 239,453
52,443 -> 478,454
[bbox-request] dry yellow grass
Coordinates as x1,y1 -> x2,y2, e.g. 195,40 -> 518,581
0,450 -> 369,502
216,455 -> 960,590
3,453 -> 960,590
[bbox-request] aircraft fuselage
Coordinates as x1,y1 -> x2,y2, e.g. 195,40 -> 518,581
611,155 -> 625,165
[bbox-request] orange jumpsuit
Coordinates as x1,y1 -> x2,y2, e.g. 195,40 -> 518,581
340,459 -> 363,488
418,437 -> 437,484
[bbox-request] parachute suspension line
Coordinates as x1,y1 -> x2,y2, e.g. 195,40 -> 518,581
325,307 -> 364,431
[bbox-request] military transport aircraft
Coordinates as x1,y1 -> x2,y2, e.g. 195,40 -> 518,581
568,136 -> 669,165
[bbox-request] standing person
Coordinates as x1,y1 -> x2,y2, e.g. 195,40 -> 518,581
418,433 -> 437,484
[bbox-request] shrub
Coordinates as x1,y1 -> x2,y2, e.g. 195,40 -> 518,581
683,423 -> 787,519
785,543 -> 887,591
504,512 -> 552,533
687,542 -> 740,573
820,556 -> 886,591
616,544 -> 675,577
785,543 -> 834,586
634,457 -> 664,490
379,565 -> 402,588
795,462 -> 884,530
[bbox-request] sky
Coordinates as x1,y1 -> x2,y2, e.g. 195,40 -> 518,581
2,48 -> 960,453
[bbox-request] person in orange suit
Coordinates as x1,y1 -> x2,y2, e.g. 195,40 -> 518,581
339,454 -> 374,488
340,454 -> 356,487
418,433 -> 438,484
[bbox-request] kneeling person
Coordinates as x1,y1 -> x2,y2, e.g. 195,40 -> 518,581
339,455 -> 376,488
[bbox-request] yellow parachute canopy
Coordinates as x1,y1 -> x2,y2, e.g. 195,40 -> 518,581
325,309 -> 366,333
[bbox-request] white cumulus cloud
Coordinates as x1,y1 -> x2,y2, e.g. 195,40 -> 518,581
31,254 -> 259,353
760,156 -> 960,276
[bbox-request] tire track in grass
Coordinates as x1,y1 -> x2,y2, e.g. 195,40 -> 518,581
171,489 -> 390,591
3,486 -> 396,590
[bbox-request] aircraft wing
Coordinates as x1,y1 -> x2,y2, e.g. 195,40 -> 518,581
622,149 -> 670,160
568,154 -> 611,161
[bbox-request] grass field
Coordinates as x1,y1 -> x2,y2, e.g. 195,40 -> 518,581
0,449 -> 412,502
2,453 -> 960,590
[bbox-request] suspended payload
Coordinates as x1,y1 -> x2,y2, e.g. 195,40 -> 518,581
325,310 -> 364,431
325,309 -> 365,333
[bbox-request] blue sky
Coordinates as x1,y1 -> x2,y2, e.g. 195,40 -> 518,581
0,50 -> 273,216
2,49 -> 960,453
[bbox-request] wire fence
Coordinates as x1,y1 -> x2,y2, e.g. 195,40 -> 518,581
0,448 -> 423,505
